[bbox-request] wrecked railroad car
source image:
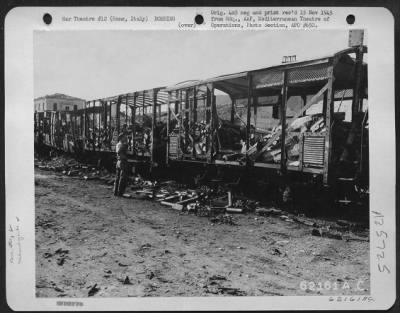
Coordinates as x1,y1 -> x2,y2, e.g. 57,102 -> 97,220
34,38 -> 368,207
83,88 -> 168,166
34,110 -> 83,154
164,44 -> 368,205
35,87 -> 169,169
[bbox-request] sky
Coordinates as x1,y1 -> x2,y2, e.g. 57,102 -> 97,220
34,29 -> 361,101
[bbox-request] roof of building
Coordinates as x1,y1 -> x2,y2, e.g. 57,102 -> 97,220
34,93 -> 86,102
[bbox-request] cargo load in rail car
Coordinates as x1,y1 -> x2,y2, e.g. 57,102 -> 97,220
165,44 -> 368,204
35,109 -> 83,154
83,88 -> 169,168
34,111 -> 44,148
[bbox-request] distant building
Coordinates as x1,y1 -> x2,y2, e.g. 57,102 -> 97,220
34,93 -> 86,112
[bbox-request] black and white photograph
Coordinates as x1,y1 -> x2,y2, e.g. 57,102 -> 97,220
33,28 -> 371,298
5,6 -> 396,310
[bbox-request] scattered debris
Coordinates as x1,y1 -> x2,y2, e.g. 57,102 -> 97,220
311,228 -> 342,240
118,262 -> 129,267
87,284 -> 100,297
209,275 -> 227,281
311,229 -> 321,237
225,207 -> 243,214
256,207 -> 283,216
258,289 -> 284,296
144,282 -> 159,293
160,201 -> 183,211
157,277 -> 170,283
321,231 -> 343,240
197,205 -> 224,217
146,271 -> 155,280
55,248 -> 69,255
217,287 -> 247,296
271,248 -> 282,256
280,215 -> 295,223
38,157 -> 361,231
209,214 -> 236,225
123,276 -> 132,285
276,240 -> 290,245
43,252 -> 52,258
36,282 -> 65,293
343,235 -> 369,242
295,218 -> 317,227
54,248 -> 69,266
140,243 -> 152,250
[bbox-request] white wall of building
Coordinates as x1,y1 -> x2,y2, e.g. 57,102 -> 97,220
34,95 -> 85,112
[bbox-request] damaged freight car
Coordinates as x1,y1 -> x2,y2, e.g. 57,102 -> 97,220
34,38 -> 368,207
165,44 -> 368,205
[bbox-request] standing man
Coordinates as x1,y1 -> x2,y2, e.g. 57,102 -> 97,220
114,133 -> 129,197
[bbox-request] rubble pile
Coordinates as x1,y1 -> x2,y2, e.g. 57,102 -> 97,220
215,112 -> 330,165
34,156 -> 253,216
35,155 -> 369,239
34,156 -> 115,184
125,176 -> 263,222
35,155 -> 262,223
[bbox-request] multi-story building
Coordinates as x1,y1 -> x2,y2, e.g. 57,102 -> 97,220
34,93 -> 86,112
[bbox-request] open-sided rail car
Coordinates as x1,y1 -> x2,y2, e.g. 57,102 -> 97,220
165,45 -> 368,203
35,88 -> 169,169
34,32 -> 368,206
34,109 -> 82,154
83,87 -> 169,167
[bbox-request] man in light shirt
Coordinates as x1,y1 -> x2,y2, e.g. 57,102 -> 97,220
114,133 -> 129,197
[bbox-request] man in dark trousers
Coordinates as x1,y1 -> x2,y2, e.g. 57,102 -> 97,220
114,133 -> 129,196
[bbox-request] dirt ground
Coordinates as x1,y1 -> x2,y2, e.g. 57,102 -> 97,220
35,168 -> 370,298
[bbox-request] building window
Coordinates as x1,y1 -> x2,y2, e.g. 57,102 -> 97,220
53,103 -> 57,111
74,105 -> 78,111
65,106 -> 70,111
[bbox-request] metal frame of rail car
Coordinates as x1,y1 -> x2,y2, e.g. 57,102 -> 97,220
84,87 -> 168,167
84,95 -> 131,153
166,45 -> 368,190
39,110 -> 81,153
128,88 -> 169,167
71,107 -> 85,154
165,81 -> 214,163
83,99 -> 110,153
34,111 -> 45,147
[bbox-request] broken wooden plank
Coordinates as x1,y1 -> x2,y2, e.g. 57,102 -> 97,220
177,196 -> 199,205
160,201 -> 183,211
256,207 -> 283,216
156,194 -> 180,202
248,81 -> 331,159
135,190 -> 154,195
225,207 -> 243,213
